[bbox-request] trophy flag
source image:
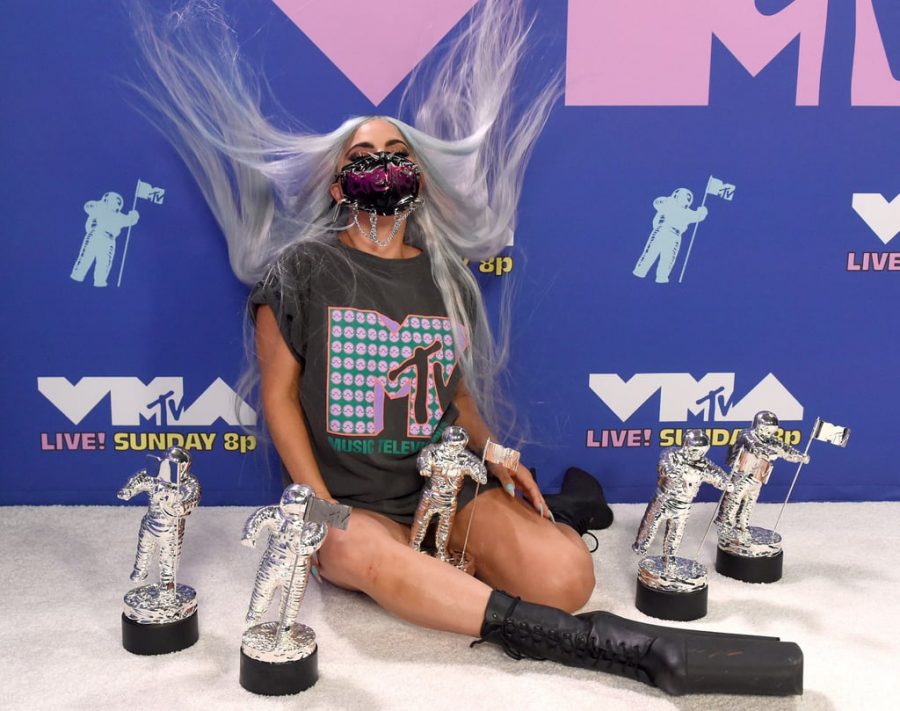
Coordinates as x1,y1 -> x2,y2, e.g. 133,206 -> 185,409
483,439 -> 521,471
774,417 -> 850,531
459,438 -> 522,570
812,419 -> 851,447
117,178 -> 167,287
678,175 -> 736,283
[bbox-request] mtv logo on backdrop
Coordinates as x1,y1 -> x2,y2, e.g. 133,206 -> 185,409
566,0 -> 900,106
37,377 -> 256,427
588,372 -> 803,423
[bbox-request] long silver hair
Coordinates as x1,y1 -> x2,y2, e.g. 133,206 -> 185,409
132,0 -> 559,437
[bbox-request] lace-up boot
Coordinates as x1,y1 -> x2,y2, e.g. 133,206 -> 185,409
476,591 -> 803,697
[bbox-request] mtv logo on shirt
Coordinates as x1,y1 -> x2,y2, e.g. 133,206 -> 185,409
326,307 -> 467,438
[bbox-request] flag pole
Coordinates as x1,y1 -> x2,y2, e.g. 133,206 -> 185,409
276,544 -> 303,648
773,418 -> 819,532
695,488 -> 728,558
677,176 -> 711,284
458,440 -> 490,570
116,179 -> 140,288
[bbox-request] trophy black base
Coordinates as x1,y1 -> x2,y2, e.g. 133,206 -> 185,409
239,646 -> 318,696
716,548 -> 783,584
121,611 -> 199,655
634,578 -> 708,621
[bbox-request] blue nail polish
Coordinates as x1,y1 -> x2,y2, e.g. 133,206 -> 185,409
505,482 -> 515,494
311,564 -> 319,577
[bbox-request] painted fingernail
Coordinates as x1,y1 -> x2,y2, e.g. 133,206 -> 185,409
311,564 -> 321,581
505,483 -> 515,496
548,509 -> 556,523
539,503 -> 545,518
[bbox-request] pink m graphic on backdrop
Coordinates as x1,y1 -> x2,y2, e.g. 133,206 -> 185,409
270,0 -> 478,105
566,0 -> 900,106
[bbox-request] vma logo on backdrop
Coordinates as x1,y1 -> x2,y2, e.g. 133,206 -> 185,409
585,372 -> 804,450
848,193 -> 900,272
38,377 -> 255,426
589,372 -> 803,422
36,377 -> 258,455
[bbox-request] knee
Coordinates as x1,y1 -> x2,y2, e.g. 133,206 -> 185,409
530,545 -> 596,613
318,524 -> 394,591
320,528 -> 369,578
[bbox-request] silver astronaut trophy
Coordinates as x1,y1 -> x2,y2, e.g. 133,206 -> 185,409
632,430 -> 731,620
117,447 -> 201,655
239,484 -> 351,696
410,425 -> 488,574
712,411 -> 809,584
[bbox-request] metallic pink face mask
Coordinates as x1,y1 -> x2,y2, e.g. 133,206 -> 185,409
338,151 -> 421,215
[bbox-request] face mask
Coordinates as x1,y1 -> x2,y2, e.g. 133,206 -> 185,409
338,151 -> 421,216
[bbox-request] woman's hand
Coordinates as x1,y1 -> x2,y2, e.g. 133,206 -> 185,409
489,461 -> 552,520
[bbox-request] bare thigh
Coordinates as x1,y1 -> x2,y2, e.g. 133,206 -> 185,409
317,508 -> 410,592
315,506 -> 491,635
449,488 -> 596,612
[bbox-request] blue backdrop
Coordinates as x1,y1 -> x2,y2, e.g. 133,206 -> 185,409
2,0 -> 897,507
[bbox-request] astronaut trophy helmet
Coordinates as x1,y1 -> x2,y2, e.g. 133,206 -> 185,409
280,484 -> 313,520
441,425 -> 469,453
156,446 -> 191,485
672,188 -> 694,208
681,429 -> 710,460
751,410 -> 780,439
102,191 -> 124,210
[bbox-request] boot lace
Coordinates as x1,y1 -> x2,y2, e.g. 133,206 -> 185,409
471,597 -> 649,683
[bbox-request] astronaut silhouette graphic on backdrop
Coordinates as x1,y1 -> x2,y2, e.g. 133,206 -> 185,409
70,191 -> 140,287
633,188 -> 707,283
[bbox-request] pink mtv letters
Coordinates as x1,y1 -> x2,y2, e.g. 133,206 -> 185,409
566,0 -> 899,106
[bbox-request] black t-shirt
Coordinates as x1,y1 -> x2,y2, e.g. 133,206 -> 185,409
249,239 -> 465,522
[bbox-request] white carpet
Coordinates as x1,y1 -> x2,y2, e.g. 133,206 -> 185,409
1,503 -> 898,711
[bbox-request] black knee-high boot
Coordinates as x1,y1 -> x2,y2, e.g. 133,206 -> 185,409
476,591 -> 803,696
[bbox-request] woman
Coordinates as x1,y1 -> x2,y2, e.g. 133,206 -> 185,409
253,113 -> 597,617
134,0 -> 804,696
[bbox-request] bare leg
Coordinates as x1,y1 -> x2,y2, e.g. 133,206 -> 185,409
316,508 -> 491,636
450,489 -> 595,612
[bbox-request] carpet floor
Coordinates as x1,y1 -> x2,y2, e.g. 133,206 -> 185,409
1,503 -> 897,710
